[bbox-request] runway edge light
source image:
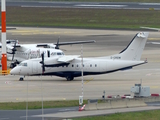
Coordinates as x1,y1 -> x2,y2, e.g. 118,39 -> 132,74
1,0 -> 7,74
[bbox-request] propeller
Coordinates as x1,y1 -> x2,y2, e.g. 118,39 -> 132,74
40,52 -> 45,73
10,41 -> 17,68
55,37 -> 66,51
11,41 -> 17,60
55,37 -> 60,49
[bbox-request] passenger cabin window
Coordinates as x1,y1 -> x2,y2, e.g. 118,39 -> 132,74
95,64 -> 97,67
72,64 -> 74,67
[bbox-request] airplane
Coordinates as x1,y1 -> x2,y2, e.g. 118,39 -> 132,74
10,32 -> 149,81
0,39 -> 96,68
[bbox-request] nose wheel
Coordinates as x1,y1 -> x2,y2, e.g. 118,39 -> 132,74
19,76 -> 24,81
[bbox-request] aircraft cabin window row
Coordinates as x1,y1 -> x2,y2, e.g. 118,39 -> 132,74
11,51 -> 64,56
71,64 -> 97,67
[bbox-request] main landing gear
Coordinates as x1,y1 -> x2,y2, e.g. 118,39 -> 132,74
66,76 -> 74,81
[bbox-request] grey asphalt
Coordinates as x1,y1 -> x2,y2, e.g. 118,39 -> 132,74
0,107 -> 78,120
1,106 -> 160,120
2,1 -> 160,10
0,27 -> 160,119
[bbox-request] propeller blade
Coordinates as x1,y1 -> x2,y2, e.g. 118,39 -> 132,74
10,41 -> 17,68
55,36 -> 60,49
41,52 -> 45,73
12,53 -> 15,61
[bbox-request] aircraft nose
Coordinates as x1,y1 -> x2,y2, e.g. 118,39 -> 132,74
10,67 -> 20,75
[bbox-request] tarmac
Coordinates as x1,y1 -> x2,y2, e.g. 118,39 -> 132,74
0,27 -> 160,119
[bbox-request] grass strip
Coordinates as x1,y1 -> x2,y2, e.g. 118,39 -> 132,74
0,100 -> 87,110
4,7 -> 160,30
73,110 -> 160,120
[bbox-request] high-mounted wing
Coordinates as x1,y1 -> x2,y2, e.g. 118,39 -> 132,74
56,40 -> 96,46
36,40 -> 96,49
42,55 -> 80,68
36,44 -> 54,48
58,55 -> 80,62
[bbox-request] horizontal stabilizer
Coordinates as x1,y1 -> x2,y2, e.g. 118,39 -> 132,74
140,26 -> 160,31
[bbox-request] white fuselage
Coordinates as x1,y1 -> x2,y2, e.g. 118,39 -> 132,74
6,44 -> 63,62
10,56 -> 145,78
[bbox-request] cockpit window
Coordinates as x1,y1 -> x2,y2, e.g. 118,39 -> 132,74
51,52 -> 64,56
57,52 -> 64,55
19,63 -> 27,67
57,52 -> 61,55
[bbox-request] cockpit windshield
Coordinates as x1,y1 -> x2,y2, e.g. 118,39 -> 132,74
57,52 -> 64,55
51,52 -> 64,56
18,62 -> 27,67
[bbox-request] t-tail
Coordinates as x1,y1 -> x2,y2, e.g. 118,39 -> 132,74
117,32 -> 149,61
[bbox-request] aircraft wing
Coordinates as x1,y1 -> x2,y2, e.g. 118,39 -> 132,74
43,55 -> 80,67
6,44 -> 25,53
56,40 -> 96,45
140,27 -> 160,31
36,40 -> 95,48
36,44 -> 51,48
58,55 -> 80,62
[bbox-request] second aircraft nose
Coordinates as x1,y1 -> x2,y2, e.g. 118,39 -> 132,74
10,67 -> 21,75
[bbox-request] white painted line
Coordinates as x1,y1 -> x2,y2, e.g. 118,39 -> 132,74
139,3 -> 160,5
21,6 -> 55,8
0,118 -> 9,120
75,5 -> 127,7
59,108 -> 76,112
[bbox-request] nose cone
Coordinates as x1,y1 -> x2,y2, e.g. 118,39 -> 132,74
10,67 -> 20,75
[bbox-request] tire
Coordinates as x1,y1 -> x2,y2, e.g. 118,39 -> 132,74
19,77 -> 24,81
66,76 -> 74,81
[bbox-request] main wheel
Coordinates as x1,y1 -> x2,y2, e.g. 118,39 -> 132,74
66,76 -> 74,81
19,77 -> 24,81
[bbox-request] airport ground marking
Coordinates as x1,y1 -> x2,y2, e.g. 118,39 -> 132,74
150,86 -> 160,89
148,38 -> 160,41
84,77 -> 94,84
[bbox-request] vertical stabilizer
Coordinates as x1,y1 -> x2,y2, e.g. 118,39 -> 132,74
119,32 -> 149,61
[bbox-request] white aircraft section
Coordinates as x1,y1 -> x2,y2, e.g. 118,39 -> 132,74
58,55 -> 80,62
10,32 -> 149,81
0,40 -> 95,68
